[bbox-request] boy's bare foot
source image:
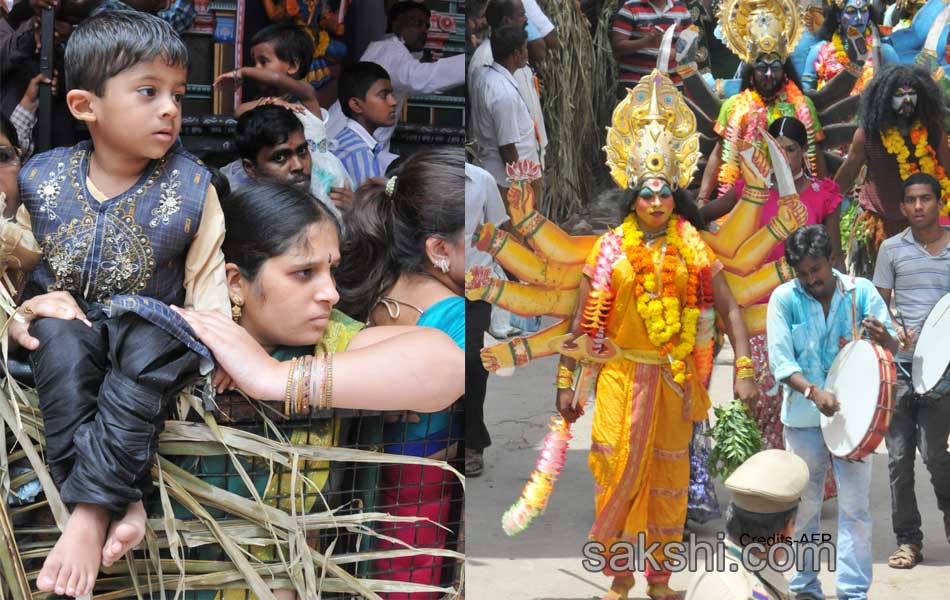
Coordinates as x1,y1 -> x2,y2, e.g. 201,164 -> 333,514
101,500 -> 147,567
36,503 -> 109,597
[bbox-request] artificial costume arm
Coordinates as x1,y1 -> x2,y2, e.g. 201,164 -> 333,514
706,193 -> 809,274
465,272 -> 579,319
721,258 -> 794,307
701,185 -> 770,258
505,179 -> 597,264
471,222 -> 584,289
183,188 -> 231,317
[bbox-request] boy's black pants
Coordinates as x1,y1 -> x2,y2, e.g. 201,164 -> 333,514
29,307 -> 200,515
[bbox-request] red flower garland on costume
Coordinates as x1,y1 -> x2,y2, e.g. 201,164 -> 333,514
718,81 -> 818,195
815,32 -> 875,94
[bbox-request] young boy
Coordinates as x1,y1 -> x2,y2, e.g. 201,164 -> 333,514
331,61 -> 398,186
214,22 -> 352,209
12,12 -> 230,597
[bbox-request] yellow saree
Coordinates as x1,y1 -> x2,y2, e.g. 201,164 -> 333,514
584,231 -> 712,569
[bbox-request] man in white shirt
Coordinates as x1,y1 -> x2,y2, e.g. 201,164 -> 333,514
470,25 -> 539,199
469,0 -> 549,168
360,0 -> 465,153
465,161 -> 510,477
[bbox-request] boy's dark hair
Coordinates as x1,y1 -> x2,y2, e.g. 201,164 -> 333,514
902,172 -> 942,200
387,0 -> 431,31
785,224 -> 832,268
338,62 -> 391,118
65,11 -> 188,96
490,25 -> 527,62
250,23 -> 315,80
485,0 -> 519,29
234,105 -> 304,162
0,113 -> 20,150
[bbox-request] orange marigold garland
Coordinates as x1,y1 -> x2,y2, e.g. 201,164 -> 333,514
881,120 -> 950,215
621,214 -> 713,384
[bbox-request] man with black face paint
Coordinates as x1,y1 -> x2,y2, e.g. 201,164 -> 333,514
801,0 -> 899,94
835,63 -> 950,276
696,0 -> 827,204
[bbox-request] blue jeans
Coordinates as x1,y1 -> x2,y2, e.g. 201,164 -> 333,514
784,426 -> 873,600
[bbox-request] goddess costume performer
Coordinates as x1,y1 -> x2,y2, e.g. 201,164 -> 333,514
801,0 -> 899,95
689,0 -> 831,202
483,68 -> 758,600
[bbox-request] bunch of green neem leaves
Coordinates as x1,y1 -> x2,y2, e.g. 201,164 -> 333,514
705,398 -> 764,480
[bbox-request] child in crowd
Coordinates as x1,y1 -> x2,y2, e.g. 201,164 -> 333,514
332,61 -> 398,186
10,12 -> 230,597
214,22 -> 351,207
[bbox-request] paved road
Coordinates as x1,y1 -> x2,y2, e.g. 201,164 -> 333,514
467,340 -> 950,599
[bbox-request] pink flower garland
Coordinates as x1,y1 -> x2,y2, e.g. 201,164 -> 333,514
501,230 -> 623,536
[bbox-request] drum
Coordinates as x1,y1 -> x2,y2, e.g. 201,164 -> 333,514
912,293 -> 950,398
821,340 -> 896,460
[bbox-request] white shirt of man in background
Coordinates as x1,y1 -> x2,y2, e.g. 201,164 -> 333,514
360,2 -> 465,153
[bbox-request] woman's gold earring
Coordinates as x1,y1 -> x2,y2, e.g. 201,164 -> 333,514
231,295 -> 244,322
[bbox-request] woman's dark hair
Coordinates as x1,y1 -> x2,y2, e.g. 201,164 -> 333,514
207,166 -> 231,200
860,64 -> 947,145
335,147 -> 465,321
626,187 -> 706,231
739,59 -> 803,93
768,116 -> 808,150
816,2 -> 881,42
221,181 -> 340,281
784,224 -> 832,268
724,503 -> 798,545
902,171 -> 942,199
0,113 -> 20,149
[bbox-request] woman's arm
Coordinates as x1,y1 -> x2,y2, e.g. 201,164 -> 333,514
172,309 -> 464,412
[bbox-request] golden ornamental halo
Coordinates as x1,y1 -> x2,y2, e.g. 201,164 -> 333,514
604,69 -> 701,192
719,0 -> 804,63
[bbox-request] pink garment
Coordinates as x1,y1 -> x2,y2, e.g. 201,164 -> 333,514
733,177 -> 843,264
375,464 -> 456,599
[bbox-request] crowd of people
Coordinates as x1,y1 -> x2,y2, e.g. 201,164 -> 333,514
0,0 -> 465,598
466,1 -> 950,599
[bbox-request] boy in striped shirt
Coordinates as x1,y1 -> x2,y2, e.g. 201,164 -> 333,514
332,62 -> 398,186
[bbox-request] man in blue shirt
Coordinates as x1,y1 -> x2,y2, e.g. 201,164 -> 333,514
767,225 -> 898,600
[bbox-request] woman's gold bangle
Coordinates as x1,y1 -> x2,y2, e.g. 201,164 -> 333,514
735,355 -> 753,370
284,357 -> 298,418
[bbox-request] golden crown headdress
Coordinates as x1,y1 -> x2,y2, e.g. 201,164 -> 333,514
719,0 -> 803,63
604,69 -> 701,192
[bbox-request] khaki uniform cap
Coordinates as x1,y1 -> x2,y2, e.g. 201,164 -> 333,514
724,449 -> 809,514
